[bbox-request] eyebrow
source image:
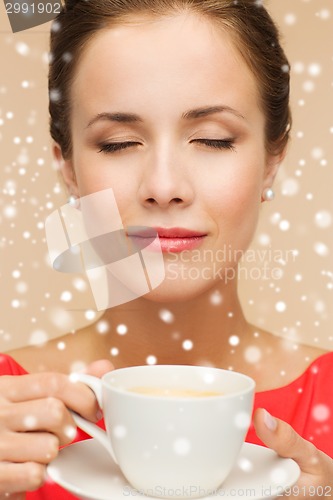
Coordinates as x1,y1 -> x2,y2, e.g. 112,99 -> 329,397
86,105 -> 246,129
86,112 -> 143,128
182,105 -> 246,121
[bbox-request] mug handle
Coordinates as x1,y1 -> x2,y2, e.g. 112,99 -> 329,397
69,373 -> 118,464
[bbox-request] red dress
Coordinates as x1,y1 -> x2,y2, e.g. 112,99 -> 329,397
0,352 -> 332,499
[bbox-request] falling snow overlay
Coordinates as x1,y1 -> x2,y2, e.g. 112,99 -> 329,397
0,2 -> 331,350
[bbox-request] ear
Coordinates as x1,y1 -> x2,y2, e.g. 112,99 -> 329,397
53,142 -> 79,197
261,147 -> 287,201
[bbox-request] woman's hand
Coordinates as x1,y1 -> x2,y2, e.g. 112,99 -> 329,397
254,408 -> 333,498
0,359 -> 113,496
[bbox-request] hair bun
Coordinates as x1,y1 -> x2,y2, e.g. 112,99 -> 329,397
64,0 -> 78,11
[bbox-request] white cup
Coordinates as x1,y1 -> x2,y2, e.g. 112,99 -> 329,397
70,365 -> 255,499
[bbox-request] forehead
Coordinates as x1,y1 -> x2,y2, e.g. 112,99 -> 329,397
71,12 -> 261,123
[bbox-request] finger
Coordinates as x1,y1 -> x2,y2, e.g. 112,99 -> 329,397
83,359 -> 115,378
72,359 -> 115,415
0,373 -> 100,422
0,494 -> 25,500
0,431 -> 59,464
253,408 -> 321,474
0,398 -> 77,445
0,462 -> 45,493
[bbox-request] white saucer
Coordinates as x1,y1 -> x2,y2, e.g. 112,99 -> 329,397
47,439 -> 300,500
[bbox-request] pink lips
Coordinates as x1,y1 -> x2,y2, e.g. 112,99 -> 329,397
128,227 -> 207,253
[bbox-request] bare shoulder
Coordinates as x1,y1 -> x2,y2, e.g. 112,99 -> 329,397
7,324 -> 95,374
277,340 -> 328,387
248,325 -> 329,390
296,342 -> 329,360
254,325 -> 328,359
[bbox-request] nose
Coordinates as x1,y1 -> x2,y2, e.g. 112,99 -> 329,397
137,148 -> 195,210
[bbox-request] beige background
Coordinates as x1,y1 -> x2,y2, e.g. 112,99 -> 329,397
0,0 -> 332,352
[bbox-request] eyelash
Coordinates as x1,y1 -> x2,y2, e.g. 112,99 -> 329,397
192,139 -> 235,151
98,138 -> 235,154
98,142 -> 140,153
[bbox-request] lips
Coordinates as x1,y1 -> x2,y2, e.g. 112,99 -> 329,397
154,227 -> 206,239
127,227 -> 207,253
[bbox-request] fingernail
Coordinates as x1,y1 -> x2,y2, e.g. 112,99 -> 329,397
263,409 -> 277,431
96,409 -> 103,421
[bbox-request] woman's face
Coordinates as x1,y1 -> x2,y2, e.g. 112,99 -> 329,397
62,12 -> 279,301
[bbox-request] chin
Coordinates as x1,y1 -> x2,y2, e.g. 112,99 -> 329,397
142,276 -> 216,304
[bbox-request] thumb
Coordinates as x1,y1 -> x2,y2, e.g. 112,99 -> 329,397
3,495 -> 26,500
83,359 -> 115,378
70,360 -> 115,422
253,408 -> 320,475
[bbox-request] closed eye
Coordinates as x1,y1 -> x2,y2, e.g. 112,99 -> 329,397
191,139 -> 235,151
98,139 -> 235,154
98,141 -> 141,154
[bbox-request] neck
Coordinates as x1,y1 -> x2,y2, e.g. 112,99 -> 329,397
98,279 -> 253,368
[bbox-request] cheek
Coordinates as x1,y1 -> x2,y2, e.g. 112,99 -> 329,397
206,160 -> 263,246
72,152 -> 136,207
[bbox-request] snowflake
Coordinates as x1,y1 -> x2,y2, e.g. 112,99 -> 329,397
96,320 -> 110,334
113,425 -> 127,439
314,242 -> 329,257
229,335 -> 240,347
244,346 -> 262,364
57,341 -> 66,351
159,309 -> 174,323
279,220 -> 290,232
116,324 -> 127,335
29,329 -> 48,346
316,9 -> 331,20
15,42 -> 30,56
303,80 -> 315,93
270,467 -> 288,485
237,456 -> 253,472
64,425 -> 77,440
60,291 -> 72,302
284,13 -> 297,26
312,404 -> 330,422
311,147 -> 324,160
182,340 -> 193,351
85,310 -> 96,321
308,63 -> 321,77
275,301 -> 286,313
173,437 -> 191,456
146,355 -> 157,365
51,20 -> 61,32
23,415 -> 37,430
315,211 -> 332,229
62,52 -> 73,63
210,290 -> 223,305
234,412 -> 251,430
49,89 -> 61,102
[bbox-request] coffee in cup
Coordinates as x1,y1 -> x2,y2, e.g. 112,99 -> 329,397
127,386 -> 223,397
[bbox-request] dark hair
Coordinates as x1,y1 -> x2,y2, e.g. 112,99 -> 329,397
49,0 -> 291,159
